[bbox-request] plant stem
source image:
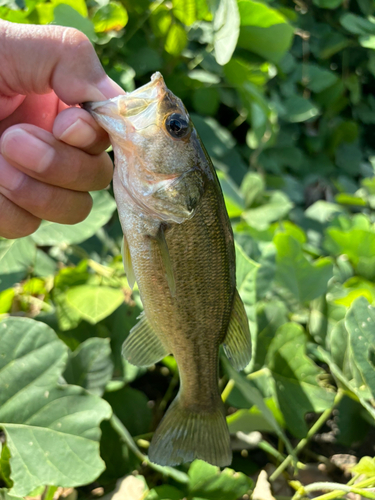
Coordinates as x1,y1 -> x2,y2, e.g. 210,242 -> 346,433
310,476 -> 375,500
258,440 -> 286,463
110,414 -> 189,483
270,390 -> 344,482
221,378 -> 235,402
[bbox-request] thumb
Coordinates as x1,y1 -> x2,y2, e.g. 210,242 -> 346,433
0,20 -> 124,105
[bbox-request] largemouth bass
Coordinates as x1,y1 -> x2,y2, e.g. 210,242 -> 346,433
84,72 -> 251,467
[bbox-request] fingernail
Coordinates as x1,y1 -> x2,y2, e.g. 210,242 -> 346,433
96,76 -> 125,99
1,129 -> 54,173
0,155 -> 25,191
57,118 -> 97,148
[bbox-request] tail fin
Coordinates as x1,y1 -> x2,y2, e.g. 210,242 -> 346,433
148,396 -> 232,467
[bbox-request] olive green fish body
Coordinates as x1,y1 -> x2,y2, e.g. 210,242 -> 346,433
118,162 -> 235,409
84,72 -> 252,467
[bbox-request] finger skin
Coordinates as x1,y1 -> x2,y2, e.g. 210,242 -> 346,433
53,107 -> 110,154
0,123 -> 113,192
0,193 -> 41,239
0,161 -> 94,225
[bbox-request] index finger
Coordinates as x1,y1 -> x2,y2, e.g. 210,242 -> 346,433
0,20 -> 125,105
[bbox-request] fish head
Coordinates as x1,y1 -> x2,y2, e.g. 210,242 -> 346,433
83,72 -> 206,224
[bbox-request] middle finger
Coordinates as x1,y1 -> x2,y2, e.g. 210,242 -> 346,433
0,123 -> 113,192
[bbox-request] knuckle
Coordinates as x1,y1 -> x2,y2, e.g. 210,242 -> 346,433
59,27 -> 93,57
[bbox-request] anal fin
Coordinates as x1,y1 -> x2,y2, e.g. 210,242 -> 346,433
222,289 -> 252,371
122,311 -> 169,367
121,235 -> 136,290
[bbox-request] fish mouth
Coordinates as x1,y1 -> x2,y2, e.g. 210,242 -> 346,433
82,72 -> 167,121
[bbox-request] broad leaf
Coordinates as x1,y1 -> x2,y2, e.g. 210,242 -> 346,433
274,234 -> 333,303
64,338 -> 114,396
66,285 -> 124,324
0,237 -> 36,275
53,4 -> 96,42
0,317 -> 111,496
267,323 -> 334,437
235,242 -> 259,369
188,459 -> 253,500
237,0 -> 294,63
346,296 -> 375,398
223,360 -> 294,455
31,191 -> 116,246
165,23 -> 187,56
93,2 -> 128,32
214,0 -> 240,65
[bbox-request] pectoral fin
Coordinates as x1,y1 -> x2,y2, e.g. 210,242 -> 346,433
156,225 -> 176,297
122,311 -> 169,367
223,289 -> 252,371
121,235 -> 136,290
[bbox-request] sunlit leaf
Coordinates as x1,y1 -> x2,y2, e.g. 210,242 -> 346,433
93,2 -> 128,32
0,317 -> 111,496
213,0 -> 240,65
165,23 -> 187,56
66,285 -> 124,324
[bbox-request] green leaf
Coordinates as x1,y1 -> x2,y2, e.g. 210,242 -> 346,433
235,242 -> 259,366
52,0 -> 88,17
53,4 -> 96,42
188,459 -> 253,500
243,192 -> 293,230
0,237 -> 36,275
223,359 -> 294,455
237,0 -> 294,63
165,23 -> 187,56
32,191 -> 116,246
267,322 -> 335,437
66,285 -> 124,324
340,13 -> 375,35
105,387 -> 152,437
241,172 -> 265,208
92,2 -> 128,32
283,96 -> 320,122
274,234 -> 333,303
296,63 -> 339,93
0,444 -> 12,488
353,456 -> 375,477
52,262 -> 90,331
145,485 -> 185,500
346,296 -> 375,398
63,338 -> 114,396
172,0 -> 196,26
0,317 -> 111,496
213,0 -> 240,65
0,289 -> 14,314
313,0 -> 342,9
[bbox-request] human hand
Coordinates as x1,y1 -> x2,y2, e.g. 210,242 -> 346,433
0,20 -> 124,239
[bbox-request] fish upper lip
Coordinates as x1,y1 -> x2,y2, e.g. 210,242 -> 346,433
81,99 -> 119,117
81,72 -> 167,118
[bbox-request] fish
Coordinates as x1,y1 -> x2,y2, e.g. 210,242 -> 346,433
83,72 -> 252,468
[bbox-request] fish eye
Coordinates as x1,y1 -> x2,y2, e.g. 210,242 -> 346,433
165,113 -> 190,139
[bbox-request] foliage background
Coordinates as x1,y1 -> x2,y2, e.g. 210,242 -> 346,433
1,0 -> 375,498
